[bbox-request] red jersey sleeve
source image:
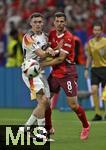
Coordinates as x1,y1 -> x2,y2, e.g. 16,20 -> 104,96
61,33 -> 75,62
62,34 -> 75,54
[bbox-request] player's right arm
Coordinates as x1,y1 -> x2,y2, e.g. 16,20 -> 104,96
23,34 -> 55,59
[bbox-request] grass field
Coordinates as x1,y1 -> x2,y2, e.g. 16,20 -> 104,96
0,108 -> 106,150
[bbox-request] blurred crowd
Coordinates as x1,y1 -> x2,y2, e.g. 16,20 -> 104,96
0,0 -> 106,67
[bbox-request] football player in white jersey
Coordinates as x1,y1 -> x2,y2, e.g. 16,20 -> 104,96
20,13 -> 55,139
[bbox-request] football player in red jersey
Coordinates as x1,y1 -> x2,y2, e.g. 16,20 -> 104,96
41,12 -> 90,140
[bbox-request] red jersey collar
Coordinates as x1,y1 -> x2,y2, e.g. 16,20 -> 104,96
56,28 -> 67,38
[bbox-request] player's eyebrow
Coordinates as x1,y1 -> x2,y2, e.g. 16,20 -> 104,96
56,19 -> 65,22
33,20 -> 42,23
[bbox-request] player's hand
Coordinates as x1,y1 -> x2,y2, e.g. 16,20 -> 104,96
84,69 -> 89,79
54,49 -> 60,55
45,47 -> 56,56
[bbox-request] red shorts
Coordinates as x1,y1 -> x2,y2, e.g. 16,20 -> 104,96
48,74 -> 78,97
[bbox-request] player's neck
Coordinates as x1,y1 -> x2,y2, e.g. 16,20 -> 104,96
56,28 -> 66,36
32,29 -> 42,35
95,36 -> 102,41
57,31 -> 63,36
95,33 -> 103,41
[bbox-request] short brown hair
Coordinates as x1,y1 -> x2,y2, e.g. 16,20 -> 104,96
29,12 -> 44,21
54,12 -> 66,20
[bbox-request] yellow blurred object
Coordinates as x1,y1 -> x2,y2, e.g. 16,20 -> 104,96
6,36 -> 23,67
102,86 -> 106,101
45,55 -> 54,61
31,92 -> 36,100
30,87 -> 36,100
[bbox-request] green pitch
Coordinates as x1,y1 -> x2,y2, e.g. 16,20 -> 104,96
0,108 -> 106,150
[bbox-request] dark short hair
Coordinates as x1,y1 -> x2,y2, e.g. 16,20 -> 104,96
54,12 -> 67,20
93,21 -> 103,30
29,12 -> 44,21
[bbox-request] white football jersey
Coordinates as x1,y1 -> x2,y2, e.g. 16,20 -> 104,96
22,30 -> 51,98
22,30 -> 48,62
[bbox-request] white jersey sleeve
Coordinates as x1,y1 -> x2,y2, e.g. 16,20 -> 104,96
22,30 -> 48,61
23,34 -> 40,52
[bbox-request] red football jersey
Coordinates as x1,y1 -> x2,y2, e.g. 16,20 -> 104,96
49,29 -> 77,78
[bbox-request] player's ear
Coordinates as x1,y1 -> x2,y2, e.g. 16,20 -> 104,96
53,20 -> 56,27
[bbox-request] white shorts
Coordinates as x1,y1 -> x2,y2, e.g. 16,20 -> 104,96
22,72 -> 50,100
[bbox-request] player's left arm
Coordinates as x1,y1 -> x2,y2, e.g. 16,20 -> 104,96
41,50 -> 67,67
